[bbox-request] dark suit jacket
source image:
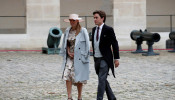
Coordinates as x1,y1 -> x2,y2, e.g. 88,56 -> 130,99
92,24 -> 120,77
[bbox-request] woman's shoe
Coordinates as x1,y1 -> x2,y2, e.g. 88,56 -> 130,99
78,99 -> 82,100
68,98 -> 73,100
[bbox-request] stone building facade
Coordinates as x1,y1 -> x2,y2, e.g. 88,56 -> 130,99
0,0 -> 174,50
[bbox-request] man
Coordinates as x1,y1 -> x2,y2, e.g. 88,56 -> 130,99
92,10 -> 120,100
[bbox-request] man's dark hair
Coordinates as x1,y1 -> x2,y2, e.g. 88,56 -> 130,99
93,10 -> 106,23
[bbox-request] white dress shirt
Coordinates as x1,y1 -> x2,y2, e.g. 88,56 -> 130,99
94,23 -> 104,57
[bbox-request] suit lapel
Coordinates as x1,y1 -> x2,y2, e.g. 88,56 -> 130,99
99,24 -> 106,45
92,27 -> 95,49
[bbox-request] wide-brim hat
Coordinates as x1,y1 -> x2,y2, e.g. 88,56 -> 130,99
64,14 -> 84,22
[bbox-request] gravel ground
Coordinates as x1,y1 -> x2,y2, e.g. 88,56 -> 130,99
0,50 -> 175,100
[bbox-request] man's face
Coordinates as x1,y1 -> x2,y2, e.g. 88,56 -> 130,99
93,13 -> 104,26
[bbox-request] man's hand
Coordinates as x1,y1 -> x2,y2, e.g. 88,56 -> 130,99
114,59 -> 119,68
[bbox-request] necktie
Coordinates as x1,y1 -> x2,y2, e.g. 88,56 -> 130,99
96,27 -> 99,41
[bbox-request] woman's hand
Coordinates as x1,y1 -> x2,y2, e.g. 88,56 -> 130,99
68,52 -> 74,59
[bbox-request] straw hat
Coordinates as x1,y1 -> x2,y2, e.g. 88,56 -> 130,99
64,14 -> 84,22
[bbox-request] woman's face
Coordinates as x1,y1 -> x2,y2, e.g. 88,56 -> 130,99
69,19 -> 79,28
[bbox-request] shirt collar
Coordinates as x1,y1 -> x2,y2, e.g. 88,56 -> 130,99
97,23 -> 104,30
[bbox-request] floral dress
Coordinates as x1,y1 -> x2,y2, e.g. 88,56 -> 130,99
63,30 -> 87,85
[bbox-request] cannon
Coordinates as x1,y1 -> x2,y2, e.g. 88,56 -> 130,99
168,31 -> 175,52
130,29 -> 161,56
141,32 -> 160,42
141,31 -> 161,56
130,29 -> 146,53
169,31 -> 175,40
42,27 -> 62,54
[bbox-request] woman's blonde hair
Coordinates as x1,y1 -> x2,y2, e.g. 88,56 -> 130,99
71,21 -> 81,36
75,22 -> 81,36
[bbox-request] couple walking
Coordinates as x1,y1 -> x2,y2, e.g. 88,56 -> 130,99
59,10 -> 120,100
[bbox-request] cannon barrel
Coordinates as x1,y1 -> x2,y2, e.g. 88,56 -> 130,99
141,32 -> 160,42
130,30 -> 160,42
130,30 -> 142,40
169,31 -> 175,40
47,27 -> 62,48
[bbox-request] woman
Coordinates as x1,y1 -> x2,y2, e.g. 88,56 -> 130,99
59,14 -> 90,100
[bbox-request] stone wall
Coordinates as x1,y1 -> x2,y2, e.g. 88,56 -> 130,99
147,0 -> 175,32
113,0 -> 146,49
0,0 -> 172,50
0,0 -> 60,50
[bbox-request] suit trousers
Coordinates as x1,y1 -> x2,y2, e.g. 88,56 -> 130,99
94,57 -> 116,100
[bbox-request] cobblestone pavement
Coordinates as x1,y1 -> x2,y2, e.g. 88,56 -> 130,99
0,51 -> 175,100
